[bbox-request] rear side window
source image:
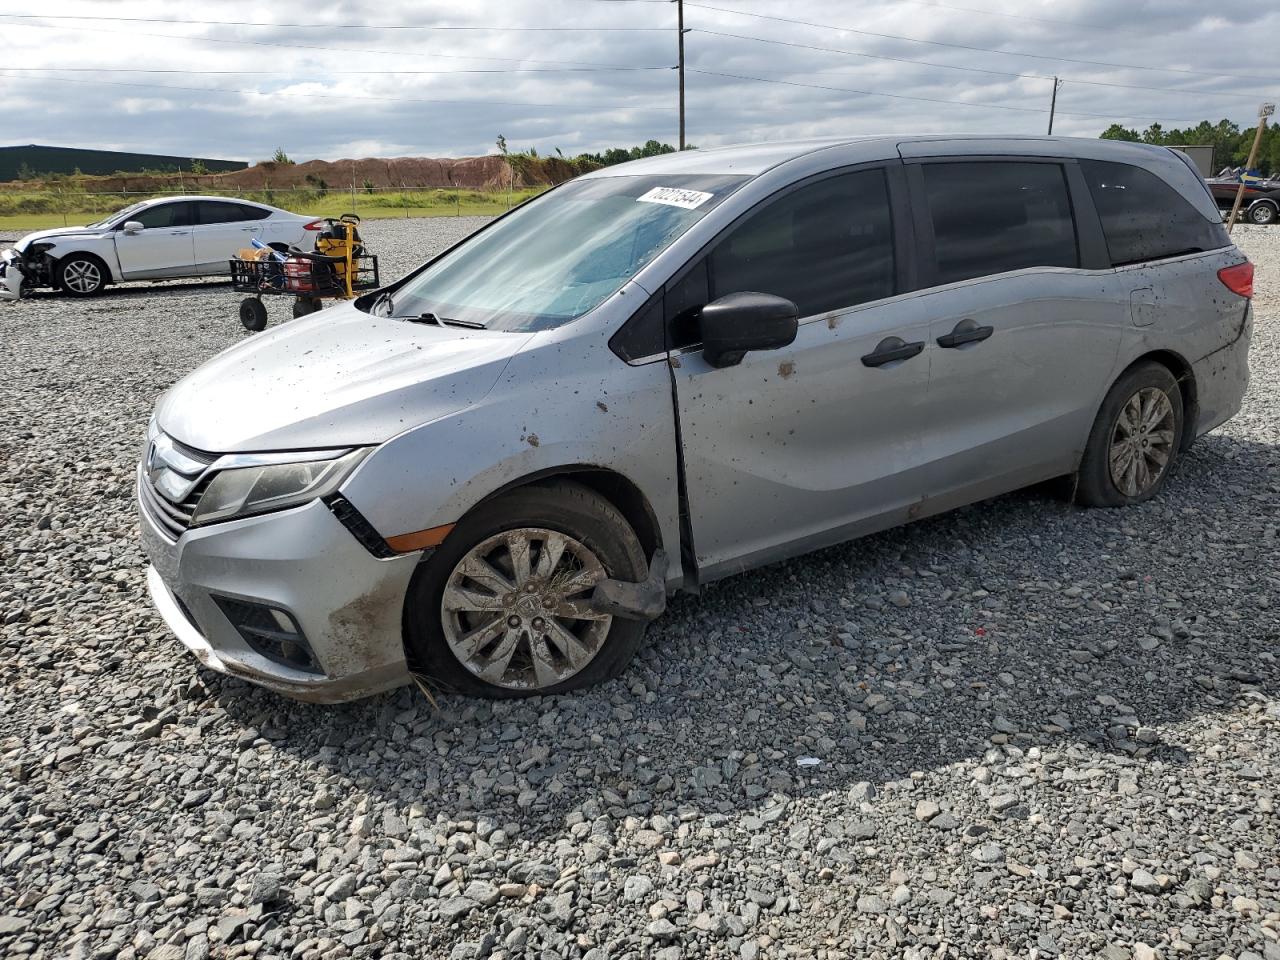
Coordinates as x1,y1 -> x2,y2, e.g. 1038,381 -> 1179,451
237,204 -> 272,221
1080,159 -> 1229,266
197,201 -> 249,225
922,161 -> 1077,285
708,168 -> 896,318
133,202 -> 194,229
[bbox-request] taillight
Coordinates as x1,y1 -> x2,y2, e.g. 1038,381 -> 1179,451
303,219 -> 323,231
1218,261 -> 1254,298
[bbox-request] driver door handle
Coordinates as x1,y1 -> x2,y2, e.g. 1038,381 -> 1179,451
861,336 -> 925,368
937,319 -> 994,348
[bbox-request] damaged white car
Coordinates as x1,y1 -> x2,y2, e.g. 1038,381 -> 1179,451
0,195 -> 320,299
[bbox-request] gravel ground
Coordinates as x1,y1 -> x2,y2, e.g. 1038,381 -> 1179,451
1,217 -> 1277,960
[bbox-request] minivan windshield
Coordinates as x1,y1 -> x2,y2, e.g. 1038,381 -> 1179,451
376,173 -> 747,331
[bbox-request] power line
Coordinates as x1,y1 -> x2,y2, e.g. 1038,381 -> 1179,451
0,65 -> 676,75
0,19 -> 669,69
0,71 -> 666,110
0,13 -> 667,31
684,2 -> 1280,84
688,68 -> 1203,123
864,0 -> 1103,28
697,28 -> 1276,100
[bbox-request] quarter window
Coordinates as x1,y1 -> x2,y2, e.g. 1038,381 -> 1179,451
1080,159 -> 1228,266
922,161 -> 1077,285
708,168 -> 896,318
132,202 -> 194,229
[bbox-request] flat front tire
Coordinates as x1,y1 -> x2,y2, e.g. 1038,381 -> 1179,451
404,481 -> 649,698
1074,361 -> 1184,507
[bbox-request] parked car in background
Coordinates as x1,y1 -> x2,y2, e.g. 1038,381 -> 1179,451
1206,173 -> 1280,224
0,196 -> 320,299
138,136 -> 1252,704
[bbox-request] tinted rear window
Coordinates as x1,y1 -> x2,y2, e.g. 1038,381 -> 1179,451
923,161 -> 1077,285
1081,159 -> 1229,266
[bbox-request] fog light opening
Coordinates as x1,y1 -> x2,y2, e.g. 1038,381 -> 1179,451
212,596 -> 322,675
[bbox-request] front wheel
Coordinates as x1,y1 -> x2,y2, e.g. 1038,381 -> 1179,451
239,297 -> 268,332
57,255 -> 107,296
1074,361 -> 1184,507
404,481 -> 649,698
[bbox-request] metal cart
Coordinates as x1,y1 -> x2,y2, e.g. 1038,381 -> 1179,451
229,215 -> 380,331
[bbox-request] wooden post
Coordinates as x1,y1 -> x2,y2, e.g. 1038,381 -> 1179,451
1228,102 -> 1275,234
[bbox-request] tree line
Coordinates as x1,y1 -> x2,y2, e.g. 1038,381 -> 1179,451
1100,119 -> 1280,175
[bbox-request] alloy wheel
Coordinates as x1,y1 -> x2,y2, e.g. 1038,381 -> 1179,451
1108,386 -> 1175,497
62,260 -> 102,294
441,527 -> 612,690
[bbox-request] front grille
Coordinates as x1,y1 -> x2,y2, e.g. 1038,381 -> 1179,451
140,435 -> 216,540
140,471 -> 213,540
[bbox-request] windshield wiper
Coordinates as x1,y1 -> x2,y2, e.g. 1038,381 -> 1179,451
394,311 -> 487,330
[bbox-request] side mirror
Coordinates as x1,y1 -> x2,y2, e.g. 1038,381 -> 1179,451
699,291 -> 799,368
122,221 -> 144,235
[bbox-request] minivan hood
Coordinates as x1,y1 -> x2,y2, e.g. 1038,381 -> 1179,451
15,225 -> 112,249
155,305 -> 532,452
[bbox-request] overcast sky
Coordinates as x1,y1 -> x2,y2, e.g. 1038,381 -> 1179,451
5,1 -> 1277,163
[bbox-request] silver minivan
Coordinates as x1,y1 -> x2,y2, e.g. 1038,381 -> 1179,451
138,136 -> 1253,702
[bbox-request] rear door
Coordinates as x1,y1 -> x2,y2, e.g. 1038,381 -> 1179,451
669,163 -> 939,580
113,200 -> 196,279
193,201 -> 268,274
901,154 -> 1125,503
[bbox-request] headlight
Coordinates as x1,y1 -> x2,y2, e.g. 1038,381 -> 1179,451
190,448 -> 368,526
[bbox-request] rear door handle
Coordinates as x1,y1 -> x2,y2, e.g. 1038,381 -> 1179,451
861,336 -> 925,368
937,319 -> 994,348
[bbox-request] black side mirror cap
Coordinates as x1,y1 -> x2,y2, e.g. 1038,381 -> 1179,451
699,291 -> 799,368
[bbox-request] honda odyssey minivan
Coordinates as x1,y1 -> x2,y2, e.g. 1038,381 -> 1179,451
138,136 -> 1252,702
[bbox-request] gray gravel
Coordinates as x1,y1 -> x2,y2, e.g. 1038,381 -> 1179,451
1,216 -> 1277,960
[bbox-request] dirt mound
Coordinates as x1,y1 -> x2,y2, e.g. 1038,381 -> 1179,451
80,155 -> 587,195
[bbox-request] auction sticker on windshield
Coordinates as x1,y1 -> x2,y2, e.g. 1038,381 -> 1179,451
637,186 -> 714,209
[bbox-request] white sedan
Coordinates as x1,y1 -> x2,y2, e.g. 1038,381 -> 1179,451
0,195 -> 320,299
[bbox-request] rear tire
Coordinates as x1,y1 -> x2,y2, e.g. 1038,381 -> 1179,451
56,254 -> 107,297
404,481 -> 649,698
239,297 -> 268,332
1249,202 -> 1277,225
292,296 -> 322,319
1074,361 -> 1184,507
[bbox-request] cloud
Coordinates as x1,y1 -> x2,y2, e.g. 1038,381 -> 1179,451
5,0 -> 1275,162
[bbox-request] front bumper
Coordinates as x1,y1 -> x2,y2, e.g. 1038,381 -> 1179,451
0,250 -> 25,301
138,480 -> 420,702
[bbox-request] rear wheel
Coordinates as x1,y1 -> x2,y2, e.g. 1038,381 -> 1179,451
239,297 -> 268,332
292,296 -> 322,319
57,254 -> 107,296
404,482 -> 648,698
1249,202 -> 1277,225
1074,361 -> 1184,507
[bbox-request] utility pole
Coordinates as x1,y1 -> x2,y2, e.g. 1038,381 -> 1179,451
1228,102 -> 1275,235
1047,77 -> 1061,135
677,0 -> 686,149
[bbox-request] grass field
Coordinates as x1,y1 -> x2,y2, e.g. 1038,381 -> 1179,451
0,186 -> 546,235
